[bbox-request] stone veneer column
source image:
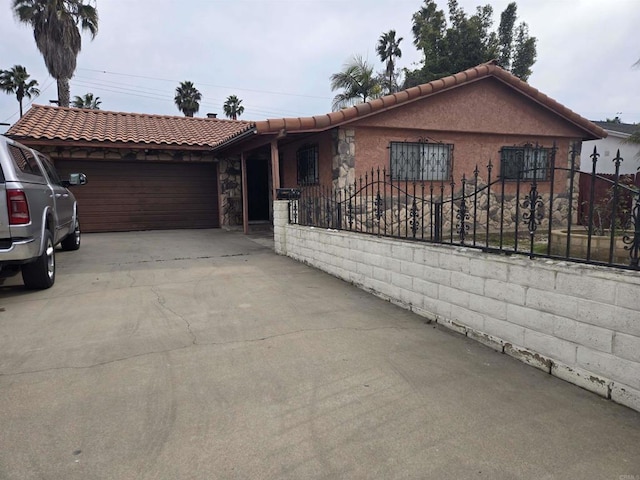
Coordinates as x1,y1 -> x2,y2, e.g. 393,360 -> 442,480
332,128 -> 356,191
568,140 -> 582,225
218,156 -> 243,227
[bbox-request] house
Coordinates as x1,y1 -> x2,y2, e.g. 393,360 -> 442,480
212,60 -> 605,233
6,107 -> 253,232
580,121 -> 640,175
7,60 -> 605,234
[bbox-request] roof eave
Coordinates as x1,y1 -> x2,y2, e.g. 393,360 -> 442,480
602,129 -> 630,139
211,126 -> 258,152
5,136 -> 223,151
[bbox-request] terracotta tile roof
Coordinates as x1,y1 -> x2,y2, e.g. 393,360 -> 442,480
7,61 -> 605,152
252,60 -> 606,140
7,105 -> 255,148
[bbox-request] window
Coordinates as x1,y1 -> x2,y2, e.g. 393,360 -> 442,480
38,154 -> 63,186
297,144 -> 319,185
390,142 -> 452,181
8,144 -> 43,176
500,146 -> 549,181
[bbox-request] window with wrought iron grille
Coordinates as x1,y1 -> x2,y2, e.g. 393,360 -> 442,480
389,142 -> 452,181
500,146 -> 550,180
297,144 -> 319,185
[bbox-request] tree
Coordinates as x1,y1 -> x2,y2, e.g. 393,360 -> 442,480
626,130 -> 640,148
405,0 -> 536,88
174,81 -> 201,117
13,0 -> 98,108
510,22 -> 536,81
376,30 -> 403,94
223,95 -> 244,120
497,2 -> 517,70
330,55 -> 382,111
71,92 -> 100,109
0,65 -> 40,117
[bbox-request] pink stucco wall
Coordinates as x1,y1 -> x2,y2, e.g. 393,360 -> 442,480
278,131 -> 334,188
276,77 -> 592,196
352,78 -> 587,138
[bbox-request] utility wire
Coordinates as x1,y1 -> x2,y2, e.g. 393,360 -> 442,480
2,79 -> 55,124
70,77 -> 314,118
77,67 -> 330,100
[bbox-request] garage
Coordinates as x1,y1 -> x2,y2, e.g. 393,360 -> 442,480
56,160 -> 219,233
6,104 -> 257,233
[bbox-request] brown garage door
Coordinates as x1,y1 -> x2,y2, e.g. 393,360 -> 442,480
56,160 -> 219,233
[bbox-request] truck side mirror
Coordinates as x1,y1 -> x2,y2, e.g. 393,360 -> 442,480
68,173 -> 87,186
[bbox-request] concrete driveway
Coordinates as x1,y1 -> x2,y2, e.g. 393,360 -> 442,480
0,229 -> 639,480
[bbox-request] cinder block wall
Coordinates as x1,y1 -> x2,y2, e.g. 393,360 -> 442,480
274,201 -> 640,412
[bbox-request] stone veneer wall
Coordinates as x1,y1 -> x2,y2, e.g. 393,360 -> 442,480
323,136 -> 583,236
274,200 -> 640,412
332,128 -> 356,191
326,183 -> 574,238
218,156 -> 242,227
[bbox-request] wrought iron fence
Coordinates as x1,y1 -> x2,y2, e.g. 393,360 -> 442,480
287,144 -> 640,270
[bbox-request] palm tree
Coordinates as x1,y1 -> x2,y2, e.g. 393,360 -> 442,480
223,95 -> 244,120
71,92 -> 100,109
174,81 -> 201,117
376,30 -> 403,93
330,55 -> 382,111
13,0 -> 98,108
0,65 -> 40,117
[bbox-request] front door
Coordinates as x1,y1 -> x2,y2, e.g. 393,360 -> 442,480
246,157 -> 270,222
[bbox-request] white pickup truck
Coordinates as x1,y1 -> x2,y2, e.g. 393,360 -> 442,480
0,135 -> 86,289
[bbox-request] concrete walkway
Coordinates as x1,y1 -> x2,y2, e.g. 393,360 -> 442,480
0,229 -> 638,479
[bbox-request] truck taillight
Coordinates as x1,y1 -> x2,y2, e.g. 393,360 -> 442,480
7,189 -> 30,225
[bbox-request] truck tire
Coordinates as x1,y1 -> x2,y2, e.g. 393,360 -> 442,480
60,219 -> 81,251
22,230 -> 55,289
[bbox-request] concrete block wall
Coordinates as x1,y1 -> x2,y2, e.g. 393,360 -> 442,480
273,201 -> 640,412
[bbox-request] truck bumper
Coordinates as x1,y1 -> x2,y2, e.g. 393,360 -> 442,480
0,237 -> 41,264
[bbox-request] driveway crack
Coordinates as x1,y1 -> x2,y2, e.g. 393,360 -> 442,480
0,325 -> 423,377
107,253 -> 249,266
151,286 -> 197,345
0,321 -> 422,378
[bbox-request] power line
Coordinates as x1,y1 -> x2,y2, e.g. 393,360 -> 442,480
1,79 -> 55,124
70,78 -> 315,118
77,67 -> 331,100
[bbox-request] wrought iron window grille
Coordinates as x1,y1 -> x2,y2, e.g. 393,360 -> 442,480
389,141 -> 452,182
296,144 -> 319,186
500,143 -> 552,181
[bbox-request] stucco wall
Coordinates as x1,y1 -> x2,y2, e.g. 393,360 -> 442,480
351,78 -> 589,139
278,131 -> 334,187
581,134 -> 640,175
351,127 -> 574,196
276,76 -> 592,199
274,200 -> 640,412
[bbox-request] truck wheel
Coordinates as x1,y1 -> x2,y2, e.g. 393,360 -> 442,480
22,231 -> 55,289
61,219 -> 81,251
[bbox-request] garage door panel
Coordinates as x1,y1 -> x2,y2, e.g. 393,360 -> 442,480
76,194 -> 218,206
56,160 -> 219,232
72,190 -> 214,199
76,186 -> 216,195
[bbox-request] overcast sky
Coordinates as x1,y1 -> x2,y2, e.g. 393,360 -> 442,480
1,0 -> 638,134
